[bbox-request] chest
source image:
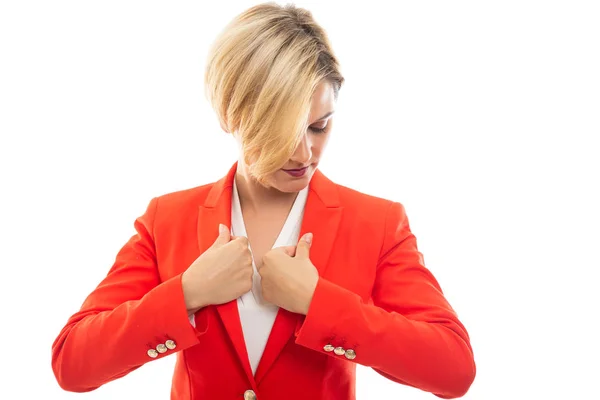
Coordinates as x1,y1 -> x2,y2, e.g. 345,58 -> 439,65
241,209 -> 291,268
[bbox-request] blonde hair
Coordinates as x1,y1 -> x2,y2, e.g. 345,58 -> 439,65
204,2 -> 344,185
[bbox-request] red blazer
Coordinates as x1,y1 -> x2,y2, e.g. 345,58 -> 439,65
52,162 -> 475,399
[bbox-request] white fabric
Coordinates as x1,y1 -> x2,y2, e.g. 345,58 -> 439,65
189,178 -> 308,376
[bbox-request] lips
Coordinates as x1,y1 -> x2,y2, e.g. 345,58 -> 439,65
283,167 -> 308,172
282,166 -> 308,177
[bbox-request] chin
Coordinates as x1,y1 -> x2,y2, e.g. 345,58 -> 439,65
272,169 -> 314,193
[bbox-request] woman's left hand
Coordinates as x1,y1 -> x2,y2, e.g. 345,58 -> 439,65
258,233 -> 318,315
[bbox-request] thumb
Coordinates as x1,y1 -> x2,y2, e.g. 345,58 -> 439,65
295,232 -> 312,259
279,245 -> 296,257
212,223 -> 231,247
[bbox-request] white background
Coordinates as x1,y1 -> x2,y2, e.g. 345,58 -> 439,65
1,1 -> 599,399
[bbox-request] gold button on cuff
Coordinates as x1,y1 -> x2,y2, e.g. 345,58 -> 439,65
323,344 -> 335,352
344,349 -> 357,360
333,347 -> 345,356
244,389 -> 256,400
147,349 -> 158,358
156,343 -> 168,353
165,340 -> 177,350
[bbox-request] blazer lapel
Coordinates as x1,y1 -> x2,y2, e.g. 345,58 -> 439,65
254,167 -> 343,384
196,162 -> 256,386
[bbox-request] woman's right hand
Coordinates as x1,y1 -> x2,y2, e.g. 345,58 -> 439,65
181,224 -> 253,314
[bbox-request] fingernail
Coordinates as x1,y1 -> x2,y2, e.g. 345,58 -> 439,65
304,232 -> 313,244
219,224 -> 226,234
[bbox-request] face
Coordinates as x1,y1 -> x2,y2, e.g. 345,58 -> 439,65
263,80 -> 336,193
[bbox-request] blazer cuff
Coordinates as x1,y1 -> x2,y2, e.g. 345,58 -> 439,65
294,277 -> 356,353
141,273 -> 209,356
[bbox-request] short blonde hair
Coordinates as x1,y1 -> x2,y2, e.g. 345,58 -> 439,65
204,2 -> 344,184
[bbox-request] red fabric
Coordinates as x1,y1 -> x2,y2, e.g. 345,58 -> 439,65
52,162 -> 475,399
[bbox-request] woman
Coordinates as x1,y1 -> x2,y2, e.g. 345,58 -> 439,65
51,3 -> 475,399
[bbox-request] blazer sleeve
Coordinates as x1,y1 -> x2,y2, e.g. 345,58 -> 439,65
294,201 -> 476,399
51,197 -> 209,392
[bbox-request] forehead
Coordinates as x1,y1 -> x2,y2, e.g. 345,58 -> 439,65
309,81 -> 335,121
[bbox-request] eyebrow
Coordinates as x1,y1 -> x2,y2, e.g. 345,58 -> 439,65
312,110 -> 335,123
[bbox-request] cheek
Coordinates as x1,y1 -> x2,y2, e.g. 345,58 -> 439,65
312,136 -> 329,155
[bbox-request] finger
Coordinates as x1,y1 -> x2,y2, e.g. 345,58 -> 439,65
279,245 -> 296,257
212,223 -> 231,247
232,235 -> 249,246
295,232 -> 312,259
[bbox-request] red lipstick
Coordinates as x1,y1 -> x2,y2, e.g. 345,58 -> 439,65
282,166 -> 308,177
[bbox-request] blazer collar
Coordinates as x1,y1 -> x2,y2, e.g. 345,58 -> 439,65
197,161 -> 343,385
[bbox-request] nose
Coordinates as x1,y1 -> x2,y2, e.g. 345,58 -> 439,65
290,133 -> 312,165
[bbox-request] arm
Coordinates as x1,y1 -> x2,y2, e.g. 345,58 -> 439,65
51,197 -> 209,392
294,201 -> 476,399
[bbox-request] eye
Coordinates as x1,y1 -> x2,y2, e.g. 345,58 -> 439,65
309,124 -> 328,134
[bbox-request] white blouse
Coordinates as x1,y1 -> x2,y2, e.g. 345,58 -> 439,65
190,177 -> 309,376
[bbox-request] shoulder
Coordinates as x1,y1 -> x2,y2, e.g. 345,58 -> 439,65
151,181 -> 218,215
136,181 -> 221,238
324,178 -> 412,254
332,180 -> 405,224
327,179 -> 413,263
335,182 -> 394,208
327,172 -> 414,235
329,180 -> 415,263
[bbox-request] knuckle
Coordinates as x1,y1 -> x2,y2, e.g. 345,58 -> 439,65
257,265 -> 268,277
231,246 -> 244,256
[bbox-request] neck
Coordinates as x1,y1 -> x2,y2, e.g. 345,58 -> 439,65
235,162 -> 298,213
